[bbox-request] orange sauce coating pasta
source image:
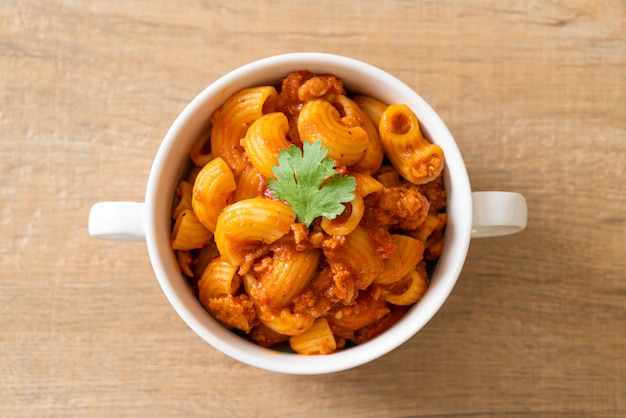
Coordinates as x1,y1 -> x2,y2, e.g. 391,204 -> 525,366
170,71 -> 447,355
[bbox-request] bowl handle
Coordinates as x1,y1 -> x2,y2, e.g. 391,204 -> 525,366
88,201 -> 146,242
471,191 -> 527,238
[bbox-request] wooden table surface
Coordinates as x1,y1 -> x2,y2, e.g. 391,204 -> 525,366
2,1 -> 625,417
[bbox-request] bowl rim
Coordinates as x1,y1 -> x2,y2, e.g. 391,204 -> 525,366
144,52 -> 472,375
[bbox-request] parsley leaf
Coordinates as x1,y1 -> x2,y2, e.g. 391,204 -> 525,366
267,140 -> 356,227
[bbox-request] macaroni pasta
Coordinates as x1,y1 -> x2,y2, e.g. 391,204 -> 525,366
171,70 -> 448,355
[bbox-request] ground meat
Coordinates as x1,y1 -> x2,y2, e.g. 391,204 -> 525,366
362,185 -> 430,231
292,267 -> 336,318
367,227 -> 397,259
418,176 -> 447,213
207,294 -> 256,333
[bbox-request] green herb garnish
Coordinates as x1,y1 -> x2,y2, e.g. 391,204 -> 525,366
267,140 -> 356,228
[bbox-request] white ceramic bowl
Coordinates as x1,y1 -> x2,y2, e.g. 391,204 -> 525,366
89,52 -> 526,375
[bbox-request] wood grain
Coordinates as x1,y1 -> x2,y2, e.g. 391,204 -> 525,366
1,1 -> 624,417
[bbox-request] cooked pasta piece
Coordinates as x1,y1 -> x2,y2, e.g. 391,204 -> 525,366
198,257 -> 241,302
192,157 -> 237,232
243,273 -> 315,338
211,86 -> 277,177
188,127 -> 212,167
234,164 -> 267,202
297,98 -> 368,167
320,191 -> 364,236
241,112 -> 291,179
275,70 -> 345,145
408,212 -> 448,242
381,261 -> 429,305
170,209 -> 213,251
252,244 -> 322,309
323,226 -> 385,302
353,95 -> 388,127
256,304 -> 315,336
375,165 -> 402,188
374,234 -> 424,285
192,241 -> 220,279
172,180 -> 193,220
351,172 -> 384,197
214,197 -> 296,268
350,304 -> 409,345
289,317 -> 336,355
379,104 -> 444,185
325,94 -> 383,173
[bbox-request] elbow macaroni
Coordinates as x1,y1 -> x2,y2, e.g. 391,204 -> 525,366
211,86 -> 277,178
255,246 -> 322,309
297,98 -> 369,167
241,112 -> 291,179
379,104 -> 445,185
374,234 -> 424,285
171,209 -> 213,251
192,157 -> 237,233
320,191 -> 364,236
214,197 -> 296,268
289,317 -> 336,355
171,70 -> 448,355
325,94 -> 384,173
